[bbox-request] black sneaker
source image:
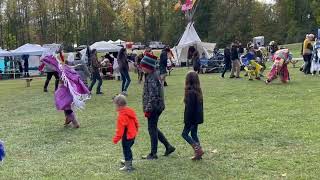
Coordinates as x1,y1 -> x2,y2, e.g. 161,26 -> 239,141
164,146 -> 176,156
142,154 -> 158,160
96,92 -> 104,95
44,89 -> 48,92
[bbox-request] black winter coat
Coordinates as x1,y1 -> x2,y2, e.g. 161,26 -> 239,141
231,47 -> 239,61
184,91 -> 204,126
224,48 -> 231,64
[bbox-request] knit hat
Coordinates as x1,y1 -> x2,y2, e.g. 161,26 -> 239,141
141,52 -> 158,71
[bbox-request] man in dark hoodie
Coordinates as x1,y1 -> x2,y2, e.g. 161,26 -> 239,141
222,46 -> 232,78
230,43 -> 241,78
159,47 -> 170,86
22,54 -> 30,77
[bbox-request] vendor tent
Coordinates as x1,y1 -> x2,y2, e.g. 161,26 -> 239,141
107,40 -> 114,44
9,44 -> 47,77
0,49 -> 12,57
112,39 -> 125,46
11,44 -> 47,56
84,41 -> 121,53
172,22 -> 216,65
43,43 -> 62,54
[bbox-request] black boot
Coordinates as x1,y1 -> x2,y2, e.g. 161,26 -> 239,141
142,154 -> 158,160
164,146 -> 176,156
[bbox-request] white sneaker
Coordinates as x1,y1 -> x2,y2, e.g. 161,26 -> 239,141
121,91 -> 128,96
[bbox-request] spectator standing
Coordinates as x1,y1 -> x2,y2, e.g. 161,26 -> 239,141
117,48 -> 131,96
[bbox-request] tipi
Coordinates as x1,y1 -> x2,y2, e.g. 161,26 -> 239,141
172,0 -> 216,66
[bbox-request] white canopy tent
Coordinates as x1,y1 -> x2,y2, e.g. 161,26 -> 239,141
172,22 -> 216,65
11,43 -> 47,56
82,41 -> 122,53
9,44 -> 47,78
0,49 -> 12,57
112,39 -> 125,46
107,40 -> 114,44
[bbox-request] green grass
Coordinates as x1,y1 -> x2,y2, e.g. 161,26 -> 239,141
1,64 -> 320,179
281,43 -> 302,58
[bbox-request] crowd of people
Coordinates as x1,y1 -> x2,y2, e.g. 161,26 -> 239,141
3,34 -> 318,171
217,40 -> 293,84
301,33 -> 320,76
36,46 -> 202,172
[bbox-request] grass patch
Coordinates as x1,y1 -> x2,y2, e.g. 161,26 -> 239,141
0,63 -> 320,179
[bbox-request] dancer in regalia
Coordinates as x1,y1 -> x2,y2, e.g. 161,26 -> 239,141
40,51 -> 90,128
265,49 -> 292,84
311,38 -> 320,76
241,45 -> 263,81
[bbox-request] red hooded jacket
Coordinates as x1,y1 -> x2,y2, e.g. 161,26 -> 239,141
113,107 -> 139,144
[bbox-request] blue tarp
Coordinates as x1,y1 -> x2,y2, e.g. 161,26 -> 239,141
0,58 -> 4,73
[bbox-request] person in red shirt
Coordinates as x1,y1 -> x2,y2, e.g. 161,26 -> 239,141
113,94 -> 139,172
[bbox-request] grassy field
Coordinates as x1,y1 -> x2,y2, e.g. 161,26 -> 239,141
281,43 -> 301,58
1,63 -> 320,179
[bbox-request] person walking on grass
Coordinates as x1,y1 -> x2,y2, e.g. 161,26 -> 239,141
230,43 -> 241,78
140,52 -> 176,160
192,50 -> 201,74
160,47 -> 170,86
303,34 -> 315,74
182,71 -> 204,160
43,62 -> 60,92
40,53 -> 90,129
221,46 -> 232,78
135,53 -> 144,84
88,49 -> 103,95
112,94 -> 139,172
117,48 -> 131,96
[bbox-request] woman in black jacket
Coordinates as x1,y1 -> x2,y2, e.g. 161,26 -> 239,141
117,48 -> 131,96
222,46 -> 232,78
192,50 -> 200,73
182,71 -> 204,160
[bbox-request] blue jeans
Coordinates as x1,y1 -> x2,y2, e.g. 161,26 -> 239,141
182,124 -> 199,145
89,71 -> 102,93
122,130 -> 135,161
120,70 -> 131,92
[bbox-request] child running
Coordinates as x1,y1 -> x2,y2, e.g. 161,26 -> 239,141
182,71 -> 204,160
112,94 -> 139,172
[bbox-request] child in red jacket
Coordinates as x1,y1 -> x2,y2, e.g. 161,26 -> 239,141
113,94 -> 139,172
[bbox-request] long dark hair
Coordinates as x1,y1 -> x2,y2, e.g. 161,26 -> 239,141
184,71 -> 203,103
118,48 -> 127,60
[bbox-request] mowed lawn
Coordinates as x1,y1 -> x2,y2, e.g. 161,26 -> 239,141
1,64 -> 320,179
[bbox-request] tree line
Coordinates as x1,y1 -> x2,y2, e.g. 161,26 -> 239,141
0,0 -> 319,50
